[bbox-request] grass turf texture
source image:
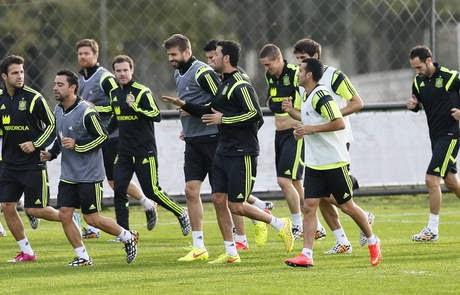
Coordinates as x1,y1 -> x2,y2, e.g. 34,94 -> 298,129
1,194 -> 460,294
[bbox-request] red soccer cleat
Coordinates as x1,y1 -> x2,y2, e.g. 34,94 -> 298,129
285,254 -> 314,268
8,251 -> 37,263
368,240 -> 382,266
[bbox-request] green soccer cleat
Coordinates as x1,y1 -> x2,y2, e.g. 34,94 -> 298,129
254,222 -> 268,247
178,247 -> 209,262
208,253 -> 241,264
278,218 -> 294,253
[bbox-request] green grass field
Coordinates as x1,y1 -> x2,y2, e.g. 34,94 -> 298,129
1,194 -> 460,295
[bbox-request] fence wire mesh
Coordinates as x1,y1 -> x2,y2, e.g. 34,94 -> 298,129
0,0 -> 459,106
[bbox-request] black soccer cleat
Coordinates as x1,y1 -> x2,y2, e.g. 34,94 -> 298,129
145,207 -> 158,231
123,230 -> 139,264
178,211 -> 191,236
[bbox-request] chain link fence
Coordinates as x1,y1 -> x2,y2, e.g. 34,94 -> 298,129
0,0 -> 459,106
1,0 -> 460,196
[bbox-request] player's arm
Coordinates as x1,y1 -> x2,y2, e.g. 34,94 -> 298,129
331,71 -> 364,116
131,89 -> 161,122
31,96 -> 56,148
312,93 -> 345,132
74,110 -> 108,153
107,114 -> 118,134
101,74 -> 118,97
196,66 -> 220,96
408,78 -> 422,112
220,85 -> 261,126
48,138 -> 61,160
181,101 -> 213,117
294,93 -> 344,139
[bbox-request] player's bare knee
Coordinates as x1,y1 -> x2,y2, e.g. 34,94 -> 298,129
58,209 -> 73,223
82,213 -> 98,227
25,207 -> 38,216
184,185 -> 200,201
277,177 -> 291,190
425,174 -> 440,190
444,174 -> 460,191
211,193 -> 226,208
228,202 -> 243,215
1,202 -> 16,212
337,200 -> 355,216
302,200 -> 318,216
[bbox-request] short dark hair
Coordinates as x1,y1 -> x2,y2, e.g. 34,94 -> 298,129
303,58 -> 323,82
217,40 -> 240,67
56,69 -> 79,94
112,55 -> 134,70
258,43 -> 281,59
163,34 -> 191,51
0,55 -> 24,75
409,45 -> 432,62
76,38 -> 99,55
294,38 -> 321,59
203,39 -> 218,52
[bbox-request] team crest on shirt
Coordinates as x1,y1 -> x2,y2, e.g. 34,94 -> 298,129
114,106 -> 121,115
283,75 -> 290,86
2,115 -> 10,124
270,87 -> 277,97
18,99 -> 27,111
126,93 -> 135,104
435,77 -> 443,88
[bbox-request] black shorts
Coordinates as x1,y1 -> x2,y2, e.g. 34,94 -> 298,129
275,129 -> 304,180
304,165 -> 353,205
184,139 -> 217,183
102,137 -> 118,181
0,168 -> 50,208
212,153 -> 257,203
57,181 -> 103,214
427,136 -> 459,178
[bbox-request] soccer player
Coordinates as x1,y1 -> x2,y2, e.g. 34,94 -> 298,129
76,39 -> 157,237
0,55 -> 60,262
203,39 -> 274,249
163,40 -> 294,264
291,38 -> 372,253
407,45 -> 460,242
284,58 -> 381,268
258,44 -> 305,239
41,70 -> 138,266
162,34 -> 222,260
109,55 -> 190,235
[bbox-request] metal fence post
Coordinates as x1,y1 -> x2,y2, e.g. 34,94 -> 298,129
99,0 -> 108,66
431,0 -> 437,58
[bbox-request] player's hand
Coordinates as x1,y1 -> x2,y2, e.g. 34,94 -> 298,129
294,125 -> 315,139
282,97 -> 293,112
179,130 -> 185,141
161,95 -> 185,107
406,95 -> 419,110
451,108 -> 460,120
201,108 -> 223,125
19,141 -> 35,154
179,109 -> 190,117
40,150 -> 52,161
61,137 -> 76,150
